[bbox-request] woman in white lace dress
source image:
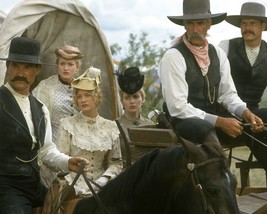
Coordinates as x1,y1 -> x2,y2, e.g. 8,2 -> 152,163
32,44 -> 84,188
56,66 -> 122,196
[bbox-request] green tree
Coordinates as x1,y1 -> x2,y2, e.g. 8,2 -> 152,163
111,31 -> 173,117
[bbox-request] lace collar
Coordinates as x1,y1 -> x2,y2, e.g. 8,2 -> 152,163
79,112 -> 98,124
61,113 -> 118,151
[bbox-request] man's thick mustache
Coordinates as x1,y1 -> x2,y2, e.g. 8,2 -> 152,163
11,76 -> 30,83
242,30 -> 255,36
187,32 -> 206,41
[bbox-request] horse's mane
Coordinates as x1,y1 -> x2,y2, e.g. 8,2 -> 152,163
99,141 -> 227,200
98,145 -> 185,201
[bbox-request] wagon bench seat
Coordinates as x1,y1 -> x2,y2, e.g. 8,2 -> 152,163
127,125 -> 180,147
117,125 -> 182,168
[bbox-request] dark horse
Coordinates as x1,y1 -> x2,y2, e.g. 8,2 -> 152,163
74,140 -> 239,214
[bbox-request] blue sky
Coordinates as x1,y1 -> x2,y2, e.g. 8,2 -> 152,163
1,0 -> 267,49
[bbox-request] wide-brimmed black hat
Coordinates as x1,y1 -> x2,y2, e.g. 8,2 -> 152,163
168,0 -> 226,26
225,2 -> 267,31
117,67 -> 144,95
0,37 -> 43,64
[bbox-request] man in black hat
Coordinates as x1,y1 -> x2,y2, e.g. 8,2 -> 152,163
159,0 -> 264,150
219,2 -> 267,170
0,37 -> 89,213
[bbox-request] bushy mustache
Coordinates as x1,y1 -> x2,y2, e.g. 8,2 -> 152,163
242,30 -> 255,36
187,32 -> 206,41
11,76 -> 30,84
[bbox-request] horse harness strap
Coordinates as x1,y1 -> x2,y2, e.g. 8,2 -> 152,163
52,160 -> 111,214
81,173 -> 112,214
187,158 -> 222,214
52,161 -> 89,214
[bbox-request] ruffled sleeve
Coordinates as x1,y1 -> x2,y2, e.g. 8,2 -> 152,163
102,134 -> 122,179
56,117 -> 72,155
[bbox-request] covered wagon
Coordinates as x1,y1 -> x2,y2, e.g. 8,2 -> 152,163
0,9 -> 6,27
0,0 -> 120,119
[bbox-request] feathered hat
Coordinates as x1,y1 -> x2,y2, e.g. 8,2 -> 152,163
117,66 -> 144,95
71,66 -> 101,90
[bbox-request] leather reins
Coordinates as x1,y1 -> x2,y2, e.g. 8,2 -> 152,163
52,160 -> 111,214
188,158 -> 222,214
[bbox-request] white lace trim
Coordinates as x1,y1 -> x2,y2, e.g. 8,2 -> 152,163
61,113 -> 119,151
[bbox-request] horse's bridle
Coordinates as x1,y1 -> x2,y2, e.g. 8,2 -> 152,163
179,157 -> 223,214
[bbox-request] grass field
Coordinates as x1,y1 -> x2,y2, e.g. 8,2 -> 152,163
225,146 -> 266,188
233,90 -> 267,188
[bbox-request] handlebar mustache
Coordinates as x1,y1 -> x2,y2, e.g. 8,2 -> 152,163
187,32 -> 206,41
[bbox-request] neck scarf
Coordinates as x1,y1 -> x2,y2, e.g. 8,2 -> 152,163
182,34 -> 210,76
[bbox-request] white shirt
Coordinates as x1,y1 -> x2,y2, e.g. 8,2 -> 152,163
219,39 -> 260,66
5,83 -> 37,144
158,45 -> 247,126
4,83 -> 70,173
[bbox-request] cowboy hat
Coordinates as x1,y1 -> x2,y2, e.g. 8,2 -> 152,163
71,66 -> 101,90
0,37 -> 43,64
225,2 -> 267,31
167,0 -> 226,26
117,67 -> 144,95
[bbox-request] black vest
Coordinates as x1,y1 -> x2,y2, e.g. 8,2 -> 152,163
0,86 -> 46,176
228,38 -> 267,109
174,41 -> 221,113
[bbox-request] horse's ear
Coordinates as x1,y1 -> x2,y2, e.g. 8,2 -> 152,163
202,141 -> 227,159
180,138 -> 207,162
